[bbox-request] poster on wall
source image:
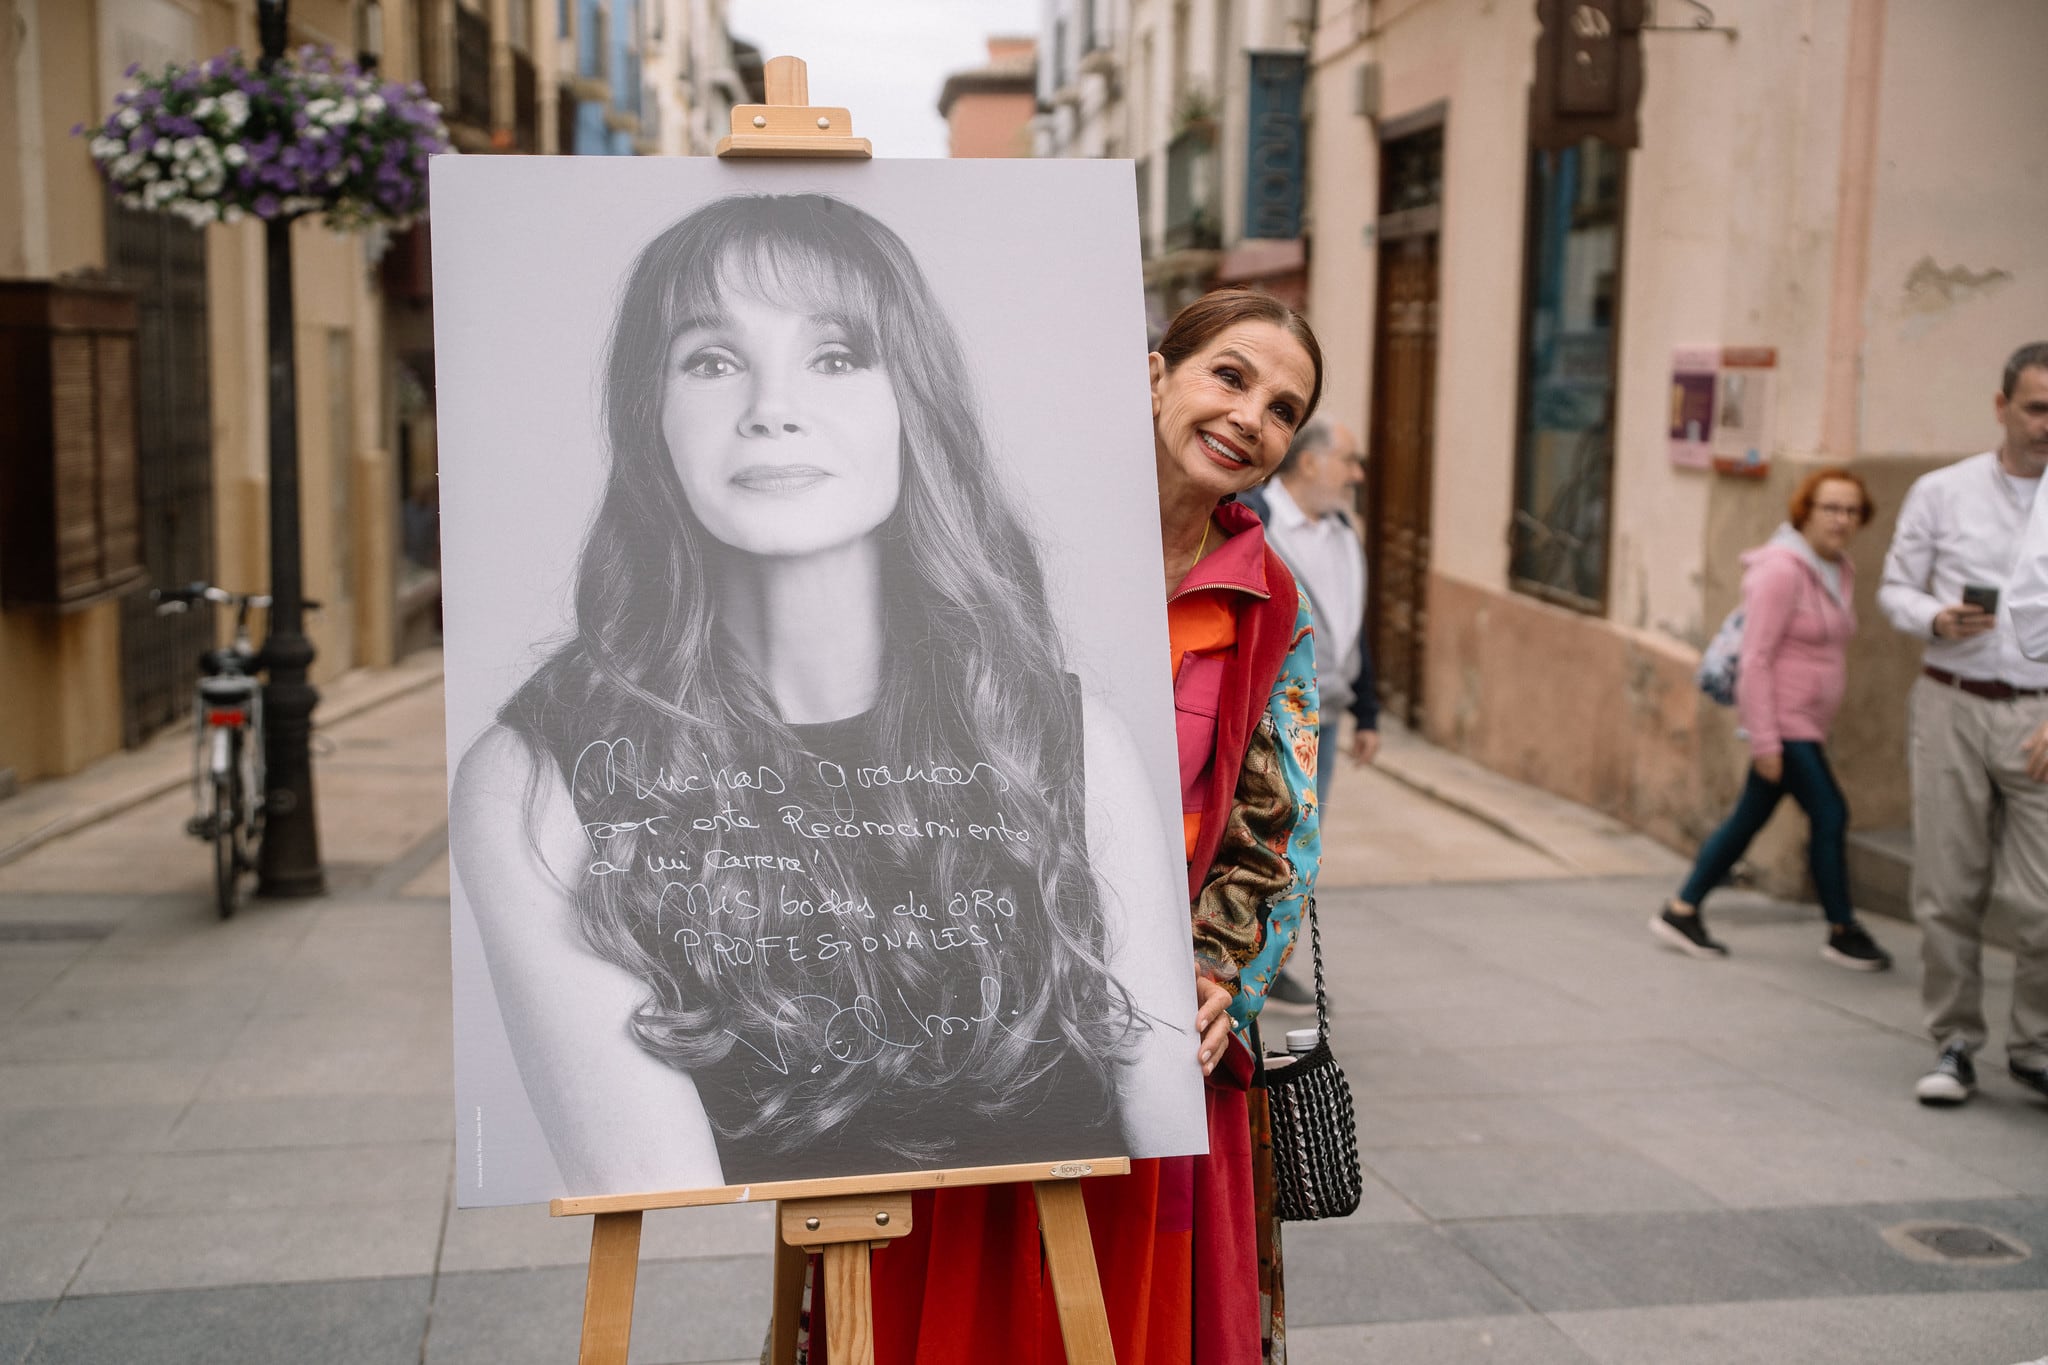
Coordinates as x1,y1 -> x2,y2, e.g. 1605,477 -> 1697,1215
1668,346 -> 1718,469
1711,346 -> 1777,478
430,156 -> 1208,1207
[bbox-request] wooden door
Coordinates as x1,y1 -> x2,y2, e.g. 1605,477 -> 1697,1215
1366,229 -> 1439,729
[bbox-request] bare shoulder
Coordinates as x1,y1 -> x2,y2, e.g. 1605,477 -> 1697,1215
449,724 -> 582,893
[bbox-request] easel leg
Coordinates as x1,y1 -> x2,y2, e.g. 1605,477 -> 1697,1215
1033,1181 -> 1116,1365
820,1242 -> 874,1365
768,1219 -> 807,1365
577,1209 -> 643,1365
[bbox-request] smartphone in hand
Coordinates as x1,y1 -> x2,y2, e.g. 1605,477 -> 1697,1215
1963,583 -> 2001,616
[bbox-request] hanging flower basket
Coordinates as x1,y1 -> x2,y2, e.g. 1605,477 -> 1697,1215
79,46 -> 450,231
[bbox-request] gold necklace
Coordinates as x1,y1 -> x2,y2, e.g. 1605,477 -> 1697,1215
1195,516 -> 1211,561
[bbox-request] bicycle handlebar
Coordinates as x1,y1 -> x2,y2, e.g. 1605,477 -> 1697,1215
151,583 -> 320,616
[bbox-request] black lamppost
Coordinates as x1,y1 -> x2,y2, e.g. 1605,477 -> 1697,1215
253,0 -> 324,898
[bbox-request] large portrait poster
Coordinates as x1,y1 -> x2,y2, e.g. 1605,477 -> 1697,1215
432,157 -> 1207,1206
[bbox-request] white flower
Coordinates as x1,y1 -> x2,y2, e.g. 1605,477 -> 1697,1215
305,97 -> 336,118
112,152 -> 142,178
223,206 -> 245,225
90,136 -> 122,160
223,144 -> 248,167
194,97 -> 217,120
331,100 -> 358,124
219,91 -> 249,130
172,138 -> 194,161
136,160 -> 159,181
153,140 -> 173,159
118,108 -> 140,129
362,94 -> 386,116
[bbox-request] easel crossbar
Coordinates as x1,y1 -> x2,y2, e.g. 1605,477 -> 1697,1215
550,1156 -> 1130,1218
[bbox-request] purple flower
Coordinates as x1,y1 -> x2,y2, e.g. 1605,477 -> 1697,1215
124,61 -> 141,77
254,194 -> 280,218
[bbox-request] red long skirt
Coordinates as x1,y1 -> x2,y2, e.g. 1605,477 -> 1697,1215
812,1044 -> 1261,1365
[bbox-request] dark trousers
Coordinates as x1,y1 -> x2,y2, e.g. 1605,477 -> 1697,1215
1678,740 -> 1853,925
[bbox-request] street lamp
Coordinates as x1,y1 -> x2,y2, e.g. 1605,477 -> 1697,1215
253,0 -> 325,898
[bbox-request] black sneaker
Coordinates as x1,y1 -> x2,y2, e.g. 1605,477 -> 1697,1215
1650,904 -> 1728,958
1263,969 -> 1318,1015
1821,921 -> 1893,972
2010,1057 -> 2048,1101
1916,1042 -> 1976,1106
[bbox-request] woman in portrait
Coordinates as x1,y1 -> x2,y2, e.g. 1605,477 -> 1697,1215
449,193 -> 1199,1193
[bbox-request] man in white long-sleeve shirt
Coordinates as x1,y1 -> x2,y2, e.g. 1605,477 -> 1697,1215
1880,341 -> 2048,1108
2008,345 -> 2048,662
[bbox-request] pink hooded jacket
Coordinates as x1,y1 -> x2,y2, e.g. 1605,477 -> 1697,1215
1736,523 -> 1857,758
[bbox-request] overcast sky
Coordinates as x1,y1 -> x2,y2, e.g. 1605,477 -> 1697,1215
724,0 -> 1042,159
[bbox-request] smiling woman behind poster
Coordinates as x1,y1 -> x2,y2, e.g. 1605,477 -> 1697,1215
449,193 -> 1197,1194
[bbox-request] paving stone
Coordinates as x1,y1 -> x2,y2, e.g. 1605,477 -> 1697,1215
1451,1039 -> 1754,1094
0,1105 -> 183,1161
71,1202 -> 445,1294
0,1300 -> 51,1362
0,1061 -> 211,1111
1449,1209 -> 1866,1312
1365,1142 -> 1718,1220
1450,1201 -> 2048,1314
1354,1094 -> 1602,1149
1287,1314 -> 1597,1364
0,1154 -> 140,1220
1281,1224 -> 1526,1326
0,1012 -> 246,1066
121,1141 -> 452,1214
168,1094 -> 452,1151
426,1257 -> 772,1365
1545,1083 -> 2017,1207
1549,1288 -> 2048,1365
0,1220 -> 102,1304
438,1199 -> 778,1273
21,1277 -> 430,1365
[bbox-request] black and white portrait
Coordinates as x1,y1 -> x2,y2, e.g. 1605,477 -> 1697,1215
432,158 -> 1206,1206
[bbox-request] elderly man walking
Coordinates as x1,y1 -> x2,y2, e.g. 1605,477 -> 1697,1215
1879,341 -> 2048,1107
1240,419 -> 1379,1013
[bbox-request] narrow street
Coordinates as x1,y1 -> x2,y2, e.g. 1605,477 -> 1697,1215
1,664 -> 2043,1364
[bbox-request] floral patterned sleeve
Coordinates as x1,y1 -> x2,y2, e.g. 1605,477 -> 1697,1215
1228,588 -> 1322,1029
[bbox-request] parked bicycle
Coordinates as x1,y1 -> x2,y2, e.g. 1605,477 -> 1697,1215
154,584 -> 278,917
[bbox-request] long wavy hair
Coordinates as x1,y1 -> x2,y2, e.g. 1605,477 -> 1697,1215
501,193 -> 1141,1163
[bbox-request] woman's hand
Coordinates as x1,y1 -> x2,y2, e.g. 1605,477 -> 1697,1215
1754,753 -> 1784,784
1195,975 -> 1233,1076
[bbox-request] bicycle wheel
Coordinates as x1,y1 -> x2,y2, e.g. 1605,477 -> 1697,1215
211,767 -> 243,919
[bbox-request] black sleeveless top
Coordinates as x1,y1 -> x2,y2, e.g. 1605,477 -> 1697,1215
626,677 -> 1128,1184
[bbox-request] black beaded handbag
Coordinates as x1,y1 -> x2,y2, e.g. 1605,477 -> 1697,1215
1256,896 -> 1363,1222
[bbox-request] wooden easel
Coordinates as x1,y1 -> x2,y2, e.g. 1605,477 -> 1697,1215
556,1157 -> 1127,1365
555,57 -> 1124,1365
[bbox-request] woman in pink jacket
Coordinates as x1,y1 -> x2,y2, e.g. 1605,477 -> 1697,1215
1654,468 -> 1893,970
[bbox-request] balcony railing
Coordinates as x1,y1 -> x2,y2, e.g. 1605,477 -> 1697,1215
454,5 -> 491,130
1163,127 -> 1220,252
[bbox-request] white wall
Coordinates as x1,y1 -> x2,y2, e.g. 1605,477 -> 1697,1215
1859,0 -> 2048,457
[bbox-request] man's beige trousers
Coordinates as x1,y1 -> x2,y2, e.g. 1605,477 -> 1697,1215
1910,675 -> 2048,1066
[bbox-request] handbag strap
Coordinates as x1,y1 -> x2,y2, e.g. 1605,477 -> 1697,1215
1303,893 -> 1330,1044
